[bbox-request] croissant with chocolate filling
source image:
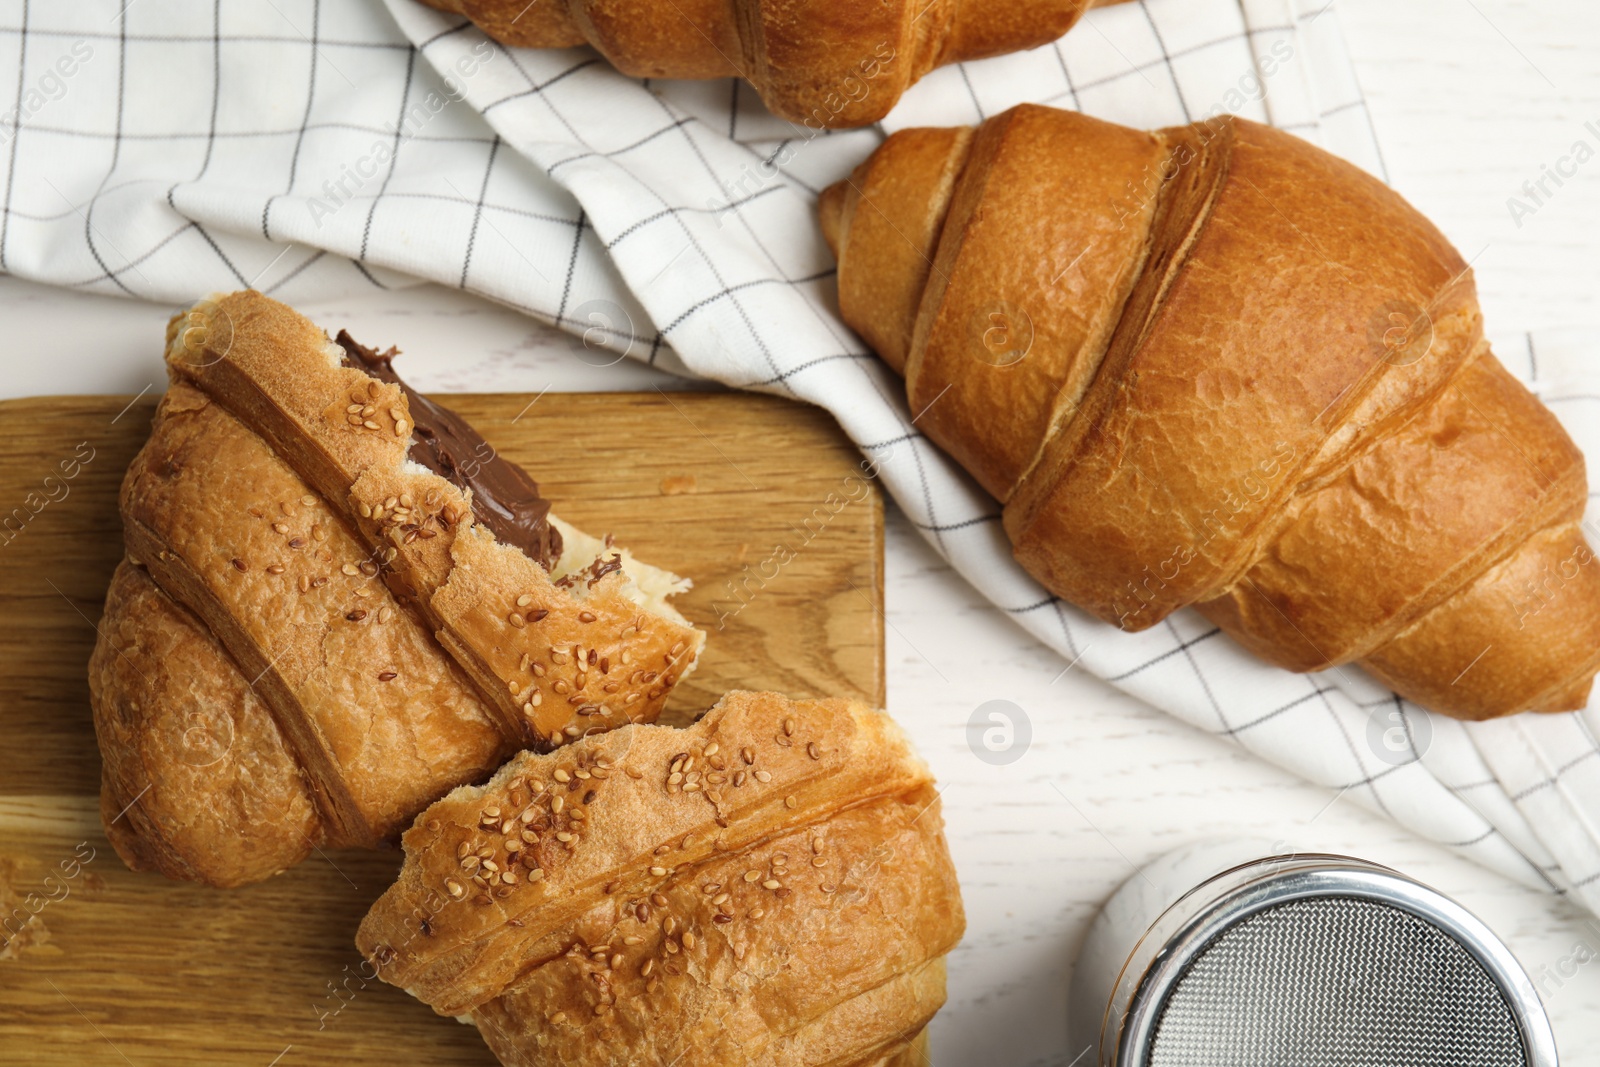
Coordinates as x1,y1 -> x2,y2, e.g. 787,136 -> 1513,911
357,690 -> 963,1067
419,0 -> 1125,127
90,291 -> 704,887
820,104 -> 1600,721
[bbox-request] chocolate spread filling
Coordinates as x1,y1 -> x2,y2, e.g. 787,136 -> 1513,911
335,330 -> 563,571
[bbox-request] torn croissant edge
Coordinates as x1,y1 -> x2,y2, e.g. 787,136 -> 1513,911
165,290 -> 704,751
90,289 -> 703,885
356,691 -> 964,1067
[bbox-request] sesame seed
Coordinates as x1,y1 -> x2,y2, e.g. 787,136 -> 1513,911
288,537 -> 305,549
527,868 -> 546,882
446,879 -> 464,898
508,612 -> 526,628
516,593 -> 534,608
363,420 -> 380,431
551,796 -> 565,814
346,609 -> 368,622
807,743 -> 821,760
554,769 -> 571,783
750,908 -> 766,919
664,940 -> 680,955
625,767 -> 643,779
651,892 -> 668,907
783,717 -> 795,736
578,611 -> 596,623
531,609 -> 549,622
230,558 -> 247,572
266,564 -> 286,575
743,870 -> 761,883
784,796 -> 797,809
550,1011 -> 567,1024
754,770 -> 772,783
649,866 -> 667,876
646,977 -> 660,995
664,917 -> 678,935
713,913 -> 732,925
704,743 -> 720,757
682,931 -> 696,950
272,522 -> 289,534
741,747 -> 755,765
762,879 -> 781,890
377,670 -> 397,681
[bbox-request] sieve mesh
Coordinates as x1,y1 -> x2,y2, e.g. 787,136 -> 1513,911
1146,896 -> 1527,1067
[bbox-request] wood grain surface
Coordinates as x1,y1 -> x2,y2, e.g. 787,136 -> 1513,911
0,392 -> 883,1065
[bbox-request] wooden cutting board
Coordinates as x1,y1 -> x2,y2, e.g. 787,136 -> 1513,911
0,392 -> 883,1065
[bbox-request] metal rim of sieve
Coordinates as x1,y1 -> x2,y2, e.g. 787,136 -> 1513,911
1098,853 -> 1559,1067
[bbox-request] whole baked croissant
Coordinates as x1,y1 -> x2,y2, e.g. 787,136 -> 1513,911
820,104 -> 1600,721
357,690 -> 963,1067
419,0 -> 1122,127
90,291 -> 703,887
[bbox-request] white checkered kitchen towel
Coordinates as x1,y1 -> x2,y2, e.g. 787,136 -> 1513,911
5,0 -> 1599,913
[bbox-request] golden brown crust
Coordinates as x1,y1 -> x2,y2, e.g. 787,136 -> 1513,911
423,0 -> 1103,126
90,290 -> 701,887
89,560 -> 322,888
471,797 -> 954,1066
356,691 -> 964,1066
120,383 -> 510,846
823,103 -> 1600,721
165,291 -> 700,747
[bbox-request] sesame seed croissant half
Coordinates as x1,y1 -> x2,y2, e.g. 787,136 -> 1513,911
355,691 -> 964,1067
417,0 -> 1126,128
89,291 -> 703,887
819,104 -> 1600,721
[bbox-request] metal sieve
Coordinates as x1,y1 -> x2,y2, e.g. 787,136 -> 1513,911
1069,840 -> 1559,1067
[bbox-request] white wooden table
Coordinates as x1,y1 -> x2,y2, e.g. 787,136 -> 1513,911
6,1 -> 1599,1061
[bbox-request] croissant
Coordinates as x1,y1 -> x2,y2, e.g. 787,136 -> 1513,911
90,291 -> 704,887
357,690 -> 963,1067
418,0 -> 1122,127
819,104 -> 1600,721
